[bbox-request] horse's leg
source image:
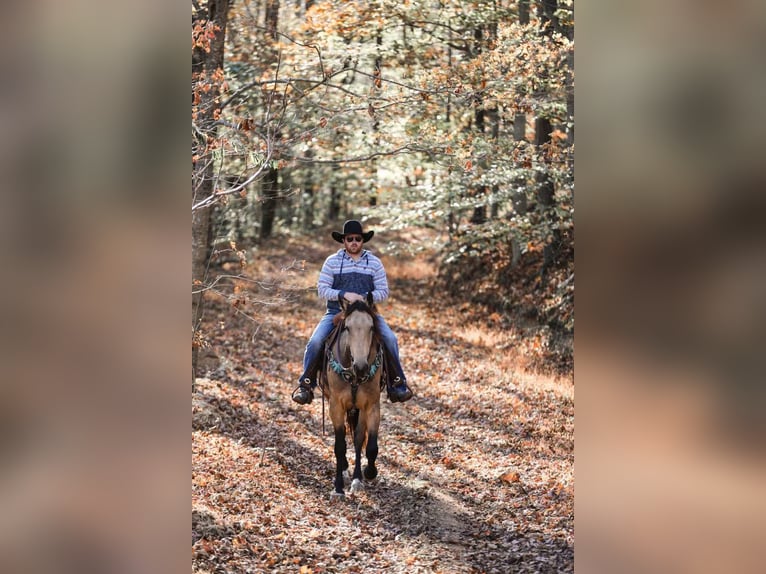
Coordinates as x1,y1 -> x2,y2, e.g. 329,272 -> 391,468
344,409 -> 358,481
349,412 -> 367,493
333,424 -> 346,495
363,402 -> 380,481
329,399 -> 347,497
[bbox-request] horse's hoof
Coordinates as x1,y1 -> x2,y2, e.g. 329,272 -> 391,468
350,478 -> 363,493
363,466 -> 378,481
330,491 -> 345,500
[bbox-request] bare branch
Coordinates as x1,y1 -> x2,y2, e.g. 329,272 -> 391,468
284,143 -> 449,165
191,155 -> 272,212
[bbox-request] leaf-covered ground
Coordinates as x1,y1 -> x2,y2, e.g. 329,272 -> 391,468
193,232 -> 574,573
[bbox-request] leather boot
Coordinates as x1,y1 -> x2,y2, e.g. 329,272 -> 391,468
291,379 -> 314,405
387,377 -> 413,403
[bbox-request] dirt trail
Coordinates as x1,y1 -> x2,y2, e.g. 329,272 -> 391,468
193,234 -> 574,573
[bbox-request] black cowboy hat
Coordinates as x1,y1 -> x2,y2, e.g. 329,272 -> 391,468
331,220 -> 374,243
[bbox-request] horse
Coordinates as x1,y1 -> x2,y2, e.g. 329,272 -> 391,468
319,298 -> 385,497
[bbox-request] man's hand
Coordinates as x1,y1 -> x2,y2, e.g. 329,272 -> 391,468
343,292 -> 365,303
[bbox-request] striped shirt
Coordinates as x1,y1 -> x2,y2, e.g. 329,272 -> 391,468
317,248 -> 390,311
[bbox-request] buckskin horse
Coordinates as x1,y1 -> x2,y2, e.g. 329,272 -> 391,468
319,299 -> 385,497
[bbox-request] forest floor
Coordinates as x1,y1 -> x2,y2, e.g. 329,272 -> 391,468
193,230 -> 574,573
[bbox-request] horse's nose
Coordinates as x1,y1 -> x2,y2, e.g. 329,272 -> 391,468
353,361 -> 368,376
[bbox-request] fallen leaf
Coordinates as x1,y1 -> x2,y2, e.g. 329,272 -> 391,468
500,471 -> 521,483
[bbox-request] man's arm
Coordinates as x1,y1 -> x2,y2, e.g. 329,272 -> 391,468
317,255 -> 343,302
370,257 -> 390,302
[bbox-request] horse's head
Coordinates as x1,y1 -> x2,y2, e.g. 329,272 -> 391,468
340,301 -> 377,376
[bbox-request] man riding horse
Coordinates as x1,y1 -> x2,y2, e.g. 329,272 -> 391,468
292,220 -> 413,405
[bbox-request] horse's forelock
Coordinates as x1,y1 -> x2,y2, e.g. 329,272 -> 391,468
346,300 -> 371,315
344,301 -> 379,334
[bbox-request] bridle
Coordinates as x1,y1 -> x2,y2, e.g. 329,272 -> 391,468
327,327 -> 383,384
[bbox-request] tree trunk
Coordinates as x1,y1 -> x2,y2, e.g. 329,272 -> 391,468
535,116 -> 559,280
537,0 -> 559,36
302,147 -> 315,227
446,21 -> 453,124
535,117 -> 554,207
513,113 -> 526,142
279,166 -> 295,226
265,0 -> 280,40
470,26 -> 487,225
470,188 -> 487,225
327,163 -> 341,222
566,49 -> 574,145
258,0 -> 281,240
488,106 -> 500,218
470,101 -> 487,225
260,165 -> 279,240
192,206 -> 211,391
192,0 -> 231,390
509,108 -> 527,269
564,0 -> 574,148
369,30 -> 382,207
519,0 -> 530,25
513,112 -> 528,215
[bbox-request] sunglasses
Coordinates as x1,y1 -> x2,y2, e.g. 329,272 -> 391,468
344,236 -> 363,243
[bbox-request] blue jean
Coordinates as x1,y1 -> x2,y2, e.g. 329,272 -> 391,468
299,309 -> 405,386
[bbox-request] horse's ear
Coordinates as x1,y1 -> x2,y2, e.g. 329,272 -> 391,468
366,291 -> 374,307
339,296 -> 348,312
